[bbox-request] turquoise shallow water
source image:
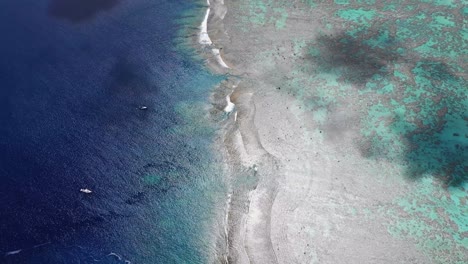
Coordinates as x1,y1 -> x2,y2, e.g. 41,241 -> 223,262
236,0 -> 466,261
303,0 -> 467,186
300,0 -> 467,261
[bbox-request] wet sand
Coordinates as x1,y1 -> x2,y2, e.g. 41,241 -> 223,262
197,0 -> 467,263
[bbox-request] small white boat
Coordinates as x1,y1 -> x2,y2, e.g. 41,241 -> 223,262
80,188 -> 92,194
138,106 -> 148,110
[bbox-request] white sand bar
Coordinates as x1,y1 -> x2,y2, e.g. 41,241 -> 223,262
199,9 -> 212,45
212,48 -> 229,68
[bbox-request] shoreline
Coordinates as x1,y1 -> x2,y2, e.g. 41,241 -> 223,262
193,2 -> 244,263
195,1 -> 283,263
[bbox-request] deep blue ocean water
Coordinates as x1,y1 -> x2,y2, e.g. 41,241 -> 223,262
0,0 -> 226,263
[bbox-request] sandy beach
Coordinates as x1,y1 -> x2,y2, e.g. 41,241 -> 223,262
197,0 -> 467,263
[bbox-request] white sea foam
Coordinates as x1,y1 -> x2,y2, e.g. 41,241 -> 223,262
33,242 -> 51,248
199,9 -> 212,45
108,253 -> 122,260
207,0 -> 210,6
224,95 -> 235,112
5,249 -> 22,256
223,193 -> 232,263
212,48 -> 230,68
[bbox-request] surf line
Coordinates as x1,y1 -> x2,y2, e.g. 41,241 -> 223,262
224,84 -> 238,118
224,94 -> 235,113
198,1 -> 230,69
4,242 -> 51,257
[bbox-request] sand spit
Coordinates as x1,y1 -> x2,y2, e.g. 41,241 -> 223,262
199,1 -> 293,262
222,82 -> 282,264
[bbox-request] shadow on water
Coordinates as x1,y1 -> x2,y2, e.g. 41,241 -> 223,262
307,31 -> 403,85
82,56 -> 161,124
48,0 -> 119,22
399,115 -> 467,187
388,61 -> 467,187
306,32 -> 467,187
106,57 -> 159,101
